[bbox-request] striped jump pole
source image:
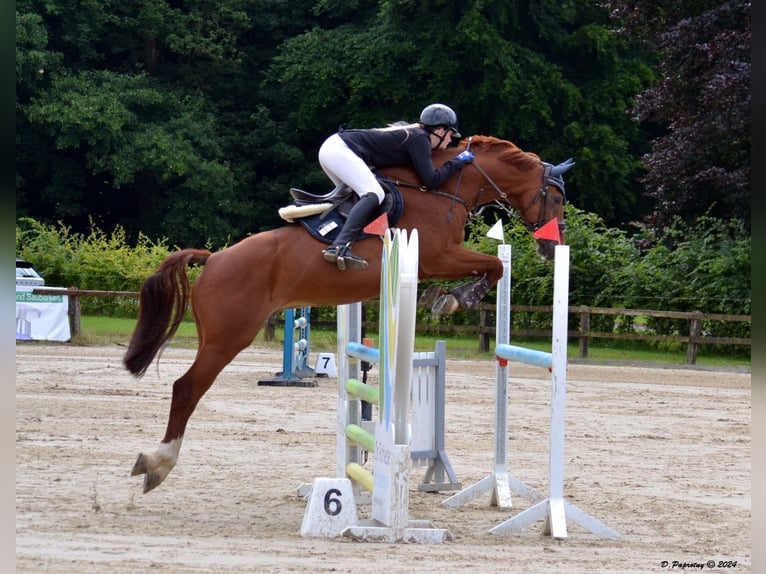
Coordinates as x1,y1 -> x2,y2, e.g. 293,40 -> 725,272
335,302 -> 365,482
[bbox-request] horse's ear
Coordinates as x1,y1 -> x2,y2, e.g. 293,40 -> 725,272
550,158 -> 575,176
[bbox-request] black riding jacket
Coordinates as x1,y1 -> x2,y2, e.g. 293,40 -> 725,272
338,127 -> 464,189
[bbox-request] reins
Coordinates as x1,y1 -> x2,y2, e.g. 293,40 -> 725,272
383,180 -> 472,209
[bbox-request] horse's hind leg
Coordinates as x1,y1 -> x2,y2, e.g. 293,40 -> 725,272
131,343 -> 242,493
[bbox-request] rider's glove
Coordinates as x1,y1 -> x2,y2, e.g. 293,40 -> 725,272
456,150 -> 474,163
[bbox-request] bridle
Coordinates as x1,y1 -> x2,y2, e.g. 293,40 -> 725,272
518,163 -> 568,235
383,137 -> 569,234
458,137 -> 568,235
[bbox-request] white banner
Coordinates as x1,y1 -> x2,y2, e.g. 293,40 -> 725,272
15,287 -> 71,342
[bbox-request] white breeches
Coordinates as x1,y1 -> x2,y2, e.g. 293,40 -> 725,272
318,133 -> 385,205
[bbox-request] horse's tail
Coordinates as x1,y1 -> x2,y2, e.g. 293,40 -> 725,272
123,248 -> 211,377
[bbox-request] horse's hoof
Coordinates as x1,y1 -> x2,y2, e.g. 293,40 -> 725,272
131,453 -> 148,476
143,472 -> 164,493
431,294 -> 459,315
419,285 -> 447,307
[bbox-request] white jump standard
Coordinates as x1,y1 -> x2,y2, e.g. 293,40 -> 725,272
444,244 -> 619,540
442,244 -> 540,510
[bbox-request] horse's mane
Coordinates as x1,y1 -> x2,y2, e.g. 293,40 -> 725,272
457,135 -> 542,173
383,134 -> 543,188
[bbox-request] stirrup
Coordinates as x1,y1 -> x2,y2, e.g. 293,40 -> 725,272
323,243 -> 368,271
336,250 -> 368,271
322,245 -> 342,264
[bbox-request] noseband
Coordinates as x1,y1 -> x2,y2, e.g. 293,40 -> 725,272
520,162 -> 568,235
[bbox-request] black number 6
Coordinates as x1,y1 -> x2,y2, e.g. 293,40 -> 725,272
323,488 -> 343,516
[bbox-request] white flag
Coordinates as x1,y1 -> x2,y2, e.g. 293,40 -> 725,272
486,220 -> 505,242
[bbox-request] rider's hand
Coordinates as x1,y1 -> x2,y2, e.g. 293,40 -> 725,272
456,150 -> 474,163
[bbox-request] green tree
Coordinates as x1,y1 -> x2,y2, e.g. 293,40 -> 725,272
16,0 -> 328,246
268,0 -> 655,227
21,70 -> 243,246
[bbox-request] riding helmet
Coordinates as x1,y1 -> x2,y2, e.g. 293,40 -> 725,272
420,104 -> 461,138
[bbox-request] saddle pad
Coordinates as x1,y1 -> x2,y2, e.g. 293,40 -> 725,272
278,203 -> 334,223
295,179 -> 404,245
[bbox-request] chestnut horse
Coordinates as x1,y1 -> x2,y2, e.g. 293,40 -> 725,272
124,134 -> 572,493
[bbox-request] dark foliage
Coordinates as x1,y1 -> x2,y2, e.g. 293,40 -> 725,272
609,0 -> 750,231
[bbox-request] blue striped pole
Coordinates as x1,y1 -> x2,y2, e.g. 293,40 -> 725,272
345,342 -> 379,364
495,344 -> 553,369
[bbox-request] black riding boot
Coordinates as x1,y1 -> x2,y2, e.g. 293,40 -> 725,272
322,193 -> 380,270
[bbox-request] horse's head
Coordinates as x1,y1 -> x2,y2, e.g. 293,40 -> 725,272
529,158 -> 572,260
440,136 -> 572,261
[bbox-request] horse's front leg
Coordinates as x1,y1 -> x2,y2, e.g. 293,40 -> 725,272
431,276 -> 492,314
419,247 -> 504,314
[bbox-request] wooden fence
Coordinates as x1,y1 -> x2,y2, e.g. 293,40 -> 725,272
32,288 -> 750,365
475,304 -> 750,364
357,305 -> 749,365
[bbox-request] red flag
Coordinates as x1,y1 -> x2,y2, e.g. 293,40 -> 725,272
532,218 -> 561,244
363,213 -> 389,236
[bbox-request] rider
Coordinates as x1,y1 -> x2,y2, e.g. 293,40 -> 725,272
318,103 -> 475,270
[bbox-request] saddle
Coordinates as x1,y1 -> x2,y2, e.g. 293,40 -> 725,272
278,178 -> 404,245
